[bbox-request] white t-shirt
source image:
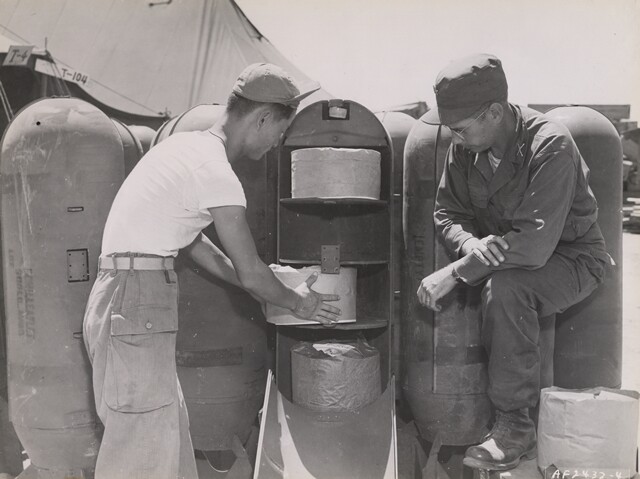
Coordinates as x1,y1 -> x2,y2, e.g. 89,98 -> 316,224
101,131 -> 246,257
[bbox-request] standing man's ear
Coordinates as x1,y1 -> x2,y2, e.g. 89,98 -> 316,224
256,109 -> 272,130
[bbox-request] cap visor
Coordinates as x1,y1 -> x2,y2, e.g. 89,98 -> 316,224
283,82 -> 321,106
421,107 -> 442,125
422,104 -> 489,126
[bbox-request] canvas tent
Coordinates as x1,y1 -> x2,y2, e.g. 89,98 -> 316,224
0,0 -> 331,120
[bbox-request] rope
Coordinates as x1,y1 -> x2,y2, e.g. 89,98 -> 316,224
0,79 -> 14,122
43,50 -> 71,97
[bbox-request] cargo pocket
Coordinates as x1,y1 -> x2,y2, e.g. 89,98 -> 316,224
104,270 -> 179,413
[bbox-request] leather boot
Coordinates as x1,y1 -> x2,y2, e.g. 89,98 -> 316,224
463,408 -> 537,471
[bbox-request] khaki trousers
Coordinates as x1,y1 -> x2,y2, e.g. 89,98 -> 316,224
83,266 -> 198,479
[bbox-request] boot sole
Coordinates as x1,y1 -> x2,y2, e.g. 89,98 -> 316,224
463,445 -> 537,471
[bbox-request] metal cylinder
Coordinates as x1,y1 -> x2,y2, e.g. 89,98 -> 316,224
376,111 -> 416,389
110,118 -> 144,176
401,119 -> 491,445
1,98 -> 133,477
1,229 -> 21,477
546,106 -> 623,389
376,112 -> 416,294
151,104 -> 225,147
127,125 -> 157,155
0,391 -> 22,476
154,104 -> 269,451
175,276 -> 267,451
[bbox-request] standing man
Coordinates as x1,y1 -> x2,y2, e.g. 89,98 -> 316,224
83,63 -> 341,479
416,54 -> 610,471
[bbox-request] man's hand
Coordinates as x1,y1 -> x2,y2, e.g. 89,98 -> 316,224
461,235 -> 509,267
417,265 -> 459,312
293,273 -> 341,326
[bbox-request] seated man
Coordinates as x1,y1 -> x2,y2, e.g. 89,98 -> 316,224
416,53 -> 610,471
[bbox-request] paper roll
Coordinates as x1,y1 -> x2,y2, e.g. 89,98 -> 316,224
291,340 -> 381,412
291,147 -> 381,199
266,265 -> 356,325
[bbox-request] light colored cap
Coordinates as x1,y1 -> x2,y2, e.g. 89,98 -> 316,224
232,63 -> 321,108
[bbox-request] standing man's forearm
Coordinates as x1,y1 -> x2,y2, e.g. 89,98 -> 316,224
184,233 -> 242,288
209,205 -> 341,324
185,232 -> 299,308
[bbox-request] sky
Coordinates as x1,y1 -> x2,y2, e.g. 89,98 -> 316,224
235,0 -> 640,121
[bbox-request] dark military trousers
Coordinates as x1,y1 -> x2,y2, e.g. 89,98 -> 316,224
480,252 -> 603,411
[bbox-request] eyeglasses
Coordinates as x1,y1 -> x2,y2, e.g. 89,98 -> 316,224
447,105 -> 490,140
